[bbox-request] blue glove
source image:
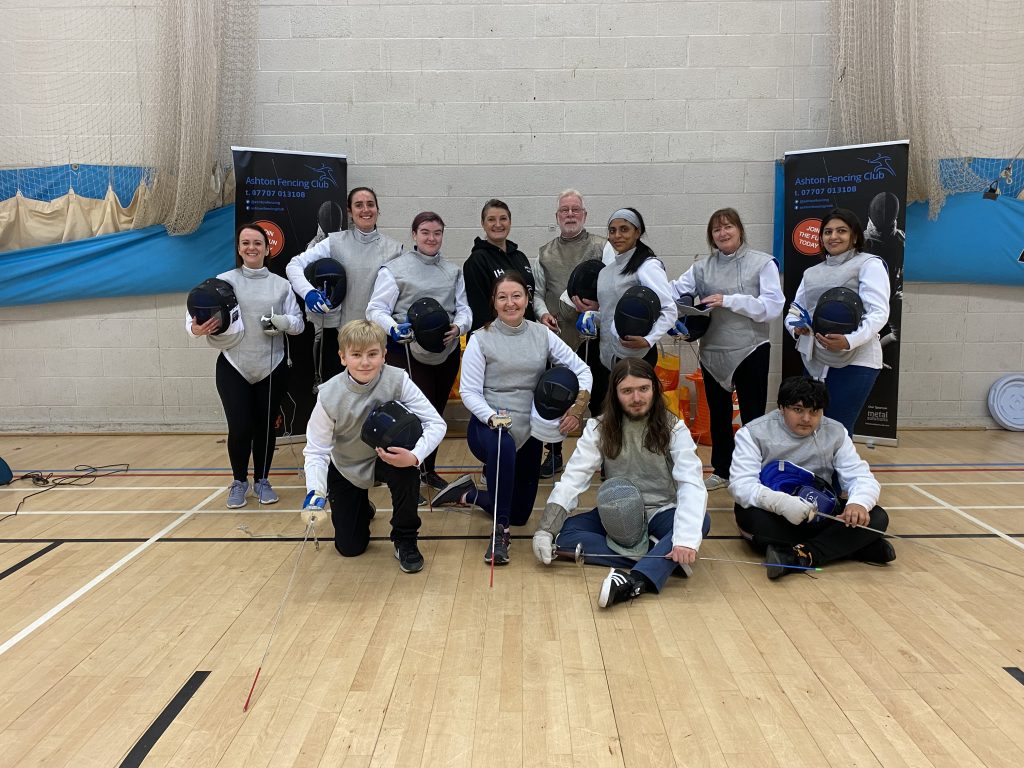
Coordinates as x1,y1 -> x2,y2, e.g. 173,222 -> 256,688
667,319 -> 690,338
787,301 -> 812,330
389,322 -> 414,343
576,310 -> 598,338
301,490 -> 328,528
305,289 -> 332,314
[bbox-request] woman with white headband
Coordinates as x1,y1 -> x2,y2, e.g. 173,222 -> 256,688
580,207 -> 677,413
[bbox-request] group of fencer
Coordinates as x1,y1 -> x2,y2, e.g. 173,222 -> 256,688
185,188 -> 893,608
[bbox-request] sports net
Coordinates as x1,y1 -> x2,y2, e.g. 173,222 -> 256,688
828,0 -> 1024,216
2,1 -> 256,248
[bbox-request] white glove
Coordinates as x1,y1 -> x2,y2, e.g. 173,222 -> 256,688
301,490 -> 329,529
532,530 -> 554,565
261,310 -> 291,336
756,487 -> 816,525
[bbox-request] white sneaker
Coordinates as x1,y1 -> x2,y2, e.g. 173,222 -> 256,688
704,474 -> 729,491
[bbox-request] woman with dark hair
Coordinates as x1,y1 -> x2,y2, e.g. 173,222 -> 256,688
433,271 -> 592,565
187,222 -> 304,508
670,208 -> 784,491
786,208 -> 890,434
582,207 -> 676,413
286,187 -> 403,382
463,199 -> 537,334
366,211 -> 471,490
532,358 -> 709,609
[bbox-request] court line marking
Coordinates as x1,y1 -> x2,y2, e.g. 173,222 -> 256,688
0,542 -> 62,581
0,488 -> 223,659
909,484 -> 1024,554
118,670 -> 211,768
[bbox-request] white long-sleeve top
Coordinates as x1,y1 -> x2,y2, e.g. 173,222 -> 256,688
671,259 -> 785,323
366,267 -> 472,336
544,417 -> 708,551
459,322 -> 593,426
729,419 -> 881,511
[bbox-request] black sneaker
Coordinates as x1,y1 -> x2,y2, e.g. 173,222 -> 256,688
538,448 -> 563,479
434,474 -> 477,507
598,568 -> 644,608
858,538 -> 896,565
394,539 -> 424,573
765,544 -> 813,580
422,470 -> 448,491
484,525 -> 510,565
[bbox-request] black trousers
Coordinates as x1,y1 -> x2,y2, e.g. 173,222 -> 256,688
327,460 -> 421,556
314,326 -> 343,384
734,502 -> 891,564
702,342 -> 771,479
385,341 -> 460,474
215,354 -> 288,482
585,341 -> 659,417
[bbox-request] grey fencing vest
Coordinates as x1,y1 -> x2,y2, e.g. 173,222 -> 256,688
539,230 -> 606,350
317,364 -> 407,488
801,250 -> 884,369
385,249 -> 460,365
693,245 -> 774,390
321,229 -> 403,330
218,267 -> 293,384
596,250 -> 647,369
744,410 -> 848,482
473,319 -> 550,449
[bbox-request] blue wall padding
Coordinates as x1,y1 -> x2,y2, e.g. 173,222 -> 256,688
0,205 -> 234,307
905,193 -> 1024,284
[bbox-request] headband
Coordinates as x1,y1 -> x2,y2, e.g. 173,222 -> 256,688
608,208 -> 641,229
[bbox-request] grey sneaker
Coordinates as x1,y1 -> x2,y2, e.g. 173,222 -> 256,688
434,474 -> 477,507
227,480 -> 250,508
704,474 -> 729,491
484,525 -> 510,565
253,478 -> 279,504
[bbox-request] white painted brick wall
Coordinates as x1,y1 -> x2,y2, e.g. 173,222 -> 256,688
3,1 -> 1021,433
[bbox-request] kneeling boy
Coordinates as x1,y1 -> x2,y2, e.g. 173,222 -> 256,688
302,320 -> 446,573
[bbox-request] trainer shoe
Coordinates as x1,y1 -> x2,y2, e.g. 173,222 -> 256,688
765,543 -> 813,580
858,538 -> 896,565
484,525 -> 510,565
394,539 -> 424,573
253,478 -> 279,504
538,448 -> 563,479
598,568 -> 644,608
422,470 -> 448,491
704,474 -> 729,491
434,474 -> 477,507
226,480 -> 250,509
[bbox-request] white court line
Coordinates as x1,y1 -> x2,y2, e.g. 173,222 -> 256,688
909,484 -> 1024,553
0,488 -> 224,659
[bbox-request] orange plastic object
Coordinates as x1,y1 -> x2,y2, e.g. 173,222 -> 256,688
685,369 -> 712,445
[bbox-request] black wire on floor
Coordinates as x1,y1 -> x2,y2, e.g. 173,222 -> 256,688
1,463 -> 130,524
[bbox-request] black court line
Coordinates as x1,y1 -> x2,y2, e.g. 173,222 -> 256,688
2,533 -> 1023,545
1005,667 -> 1024,687
119,670 -> 210,768
0,542 -> 61,581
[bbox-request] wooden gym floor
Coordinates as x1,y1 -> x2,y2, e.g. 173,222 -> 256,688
1,429 -> 1023,767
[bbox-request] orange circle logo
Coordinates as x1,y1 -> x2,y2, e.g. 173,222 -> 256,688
792,218 -> 821,256
254,219 -> 285,259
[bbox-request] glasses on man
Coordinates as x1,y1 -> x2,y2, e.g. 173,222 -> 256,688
557,206 -> 584,215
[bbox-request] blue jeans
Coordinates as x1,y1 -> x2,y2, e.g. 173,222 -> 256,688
821,364 -> 880,435
466,417 -> 543,528
556,507 -> 712,593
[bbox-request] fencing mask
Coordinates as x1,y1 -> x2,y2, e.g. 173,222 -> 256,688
361,400 -> 424,451
759,460 -> 837,518
304,258 -> 348,308
597,477 -> 649,557
566,259 -> 604,303
407,296 -> 451,353
812,287 -> 864,336
614,285 -> 659,339
186,278 -> 242,337
674,293 -> 712,342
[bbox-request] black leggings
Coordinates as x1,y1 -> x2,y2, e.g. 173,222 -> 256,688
702,343 -> 770,479
734,502 -> 891,565
215,354 -> 288,482
386,341 -> 460,474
